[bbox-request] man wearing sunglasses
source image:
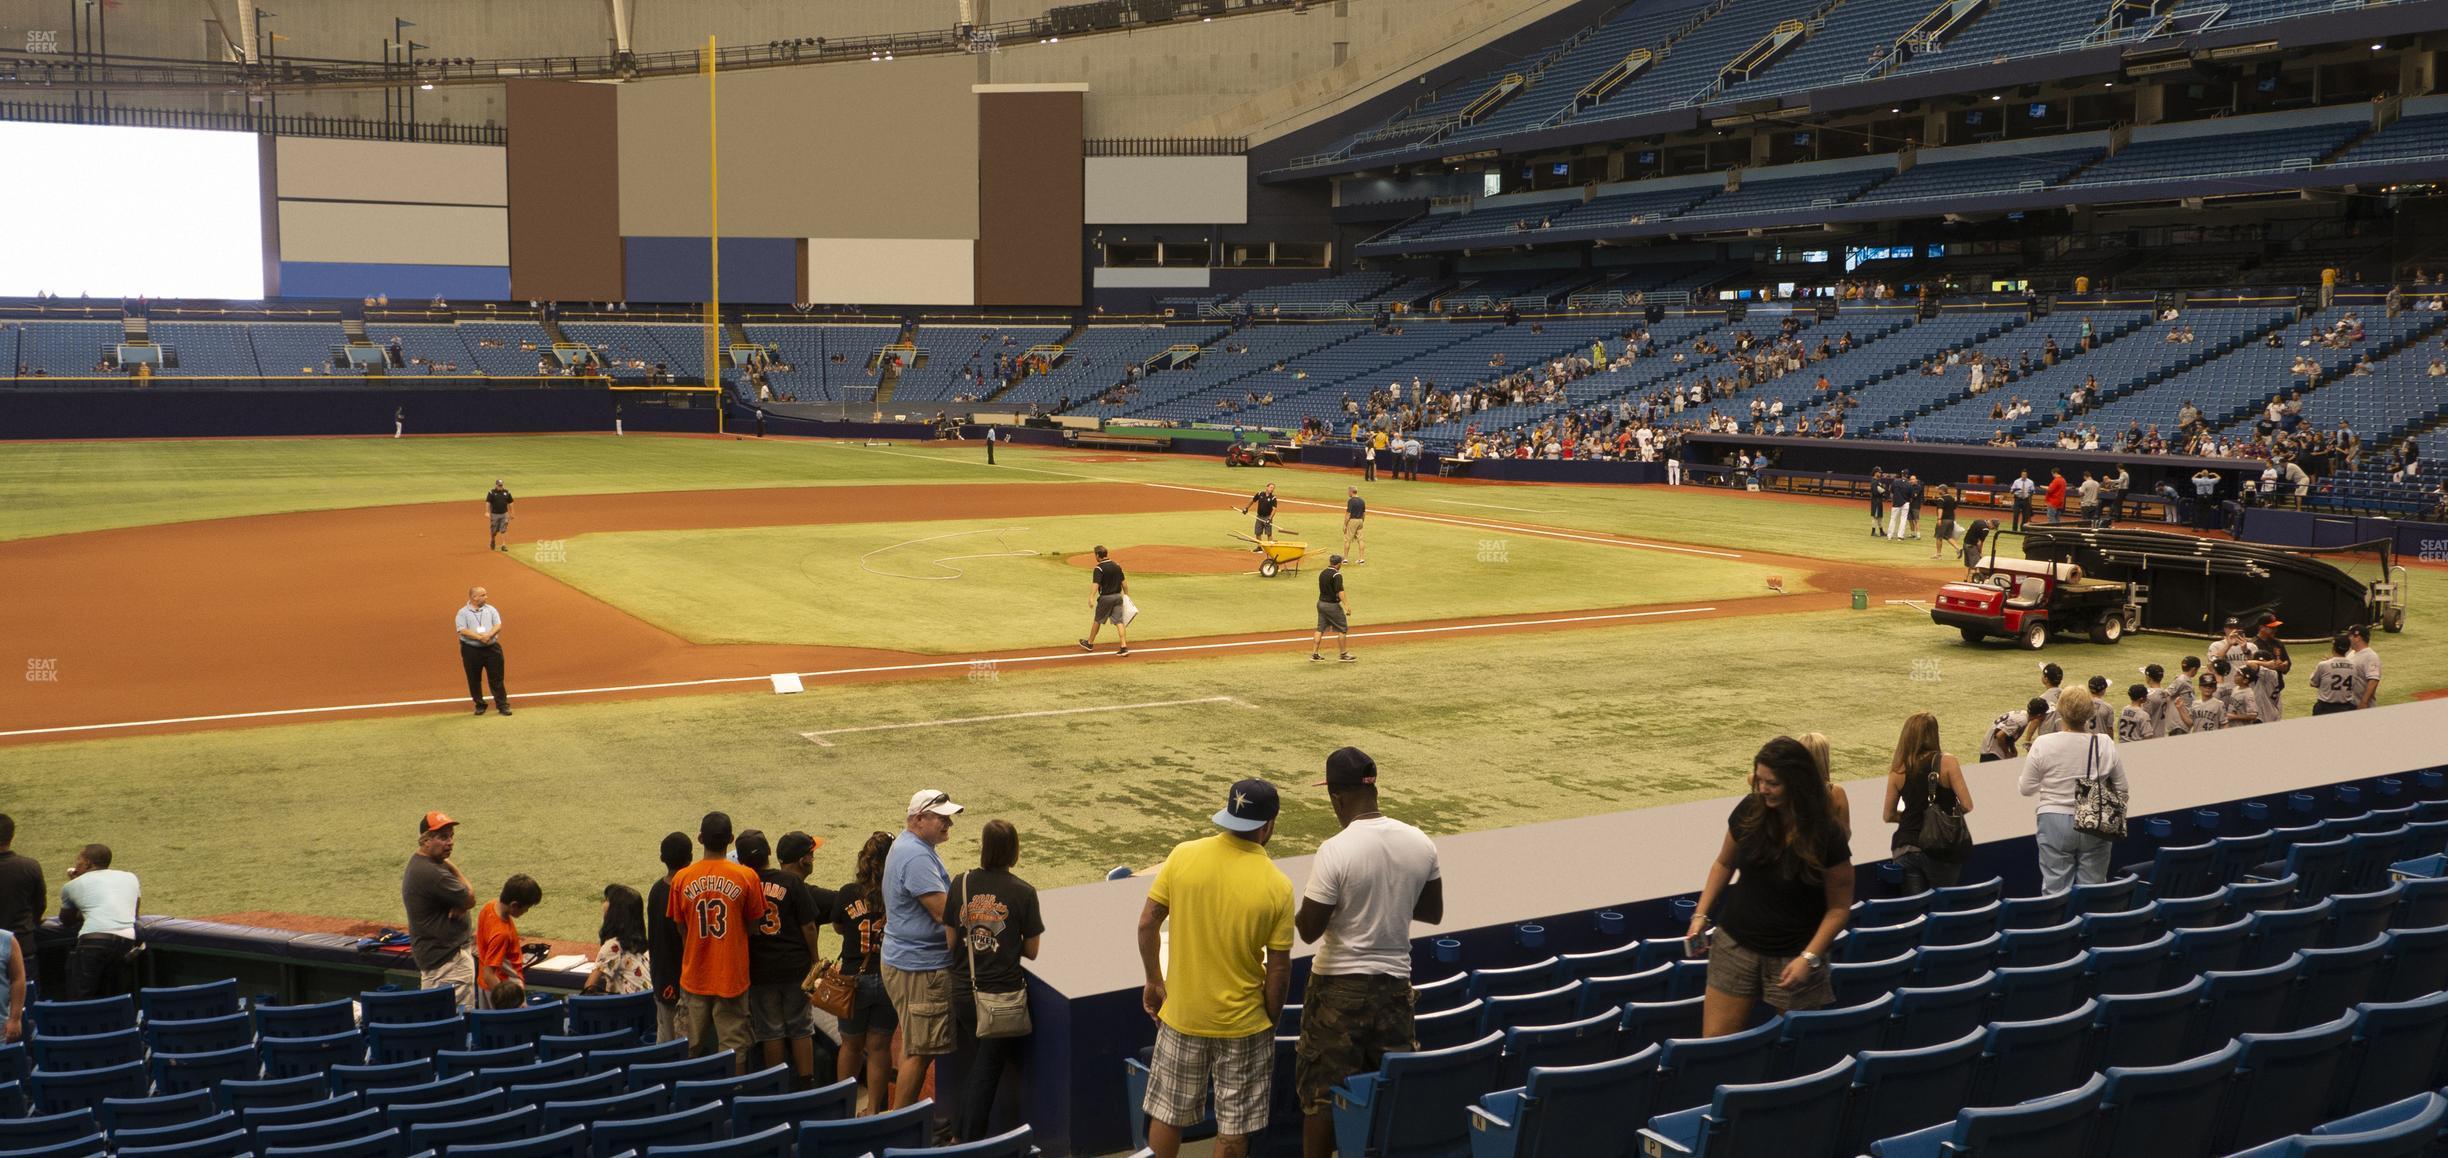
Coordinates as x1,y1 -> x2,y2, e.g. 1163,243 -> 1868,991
884,789 -> 965,1118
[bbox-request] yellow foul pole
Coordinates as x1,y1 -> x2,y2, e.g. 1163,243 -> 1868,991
706,35 -> 724,434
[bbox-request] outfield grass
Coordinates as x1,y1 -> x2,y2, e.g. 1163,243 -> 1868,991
531,511 -> 1797,651
0,435 -> 1025,541
10,601 -> 2445,944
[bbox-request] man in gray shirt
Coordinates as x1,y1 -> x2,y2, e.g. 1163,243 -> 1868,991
403,811 -> 479,1010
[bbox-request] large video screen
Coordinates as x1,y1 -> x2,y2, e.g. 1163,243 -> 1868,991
0,122 -> 266,299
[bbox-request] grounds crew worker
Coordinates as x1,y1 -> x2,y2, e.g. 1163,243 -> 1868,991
1313,555 -> 1354,663
1242,484 -> 1280,546
485,479 -> 515,552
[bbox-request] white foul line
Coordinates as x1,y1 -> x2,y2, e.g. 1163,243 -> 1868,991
1428,498 -> 1550,514
0,605 -> 1718,740
801,696 -> 1252,746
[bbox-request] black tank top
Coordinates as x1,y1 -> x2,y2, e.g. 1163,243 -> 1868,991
1893,753 -> 1962,857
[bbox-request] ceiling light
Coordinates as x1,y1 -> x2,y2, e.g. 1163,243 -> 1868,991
419,82 -> 433,90
1990,94 -> 2002,101
2372,42 -> 2385,50
2103,81 -> 2114,87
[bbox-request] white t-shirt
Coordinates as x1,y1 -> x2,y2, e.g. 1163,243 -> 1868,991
60,869 -> 141,939
1305,817 -> 1440,977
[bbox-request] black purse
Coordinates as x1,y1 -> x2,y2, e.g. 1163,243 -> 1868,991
1914,755 -> 1972,860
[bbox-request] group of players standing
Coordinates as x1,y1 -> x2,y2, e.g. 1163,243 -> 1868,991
1079,481 -> 1374,662
1977,613 -> 2387,760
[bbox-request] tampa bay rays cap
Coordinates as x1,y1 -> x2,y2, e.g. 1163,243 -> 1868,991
1214,778 -> 1281,834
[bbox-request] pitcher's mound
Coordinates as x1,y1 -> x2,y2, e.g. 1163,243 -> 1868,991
1064,546 -> 1253,575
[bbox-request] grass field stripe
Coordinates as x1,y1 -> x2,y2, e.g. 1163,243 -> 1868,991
1428,498 -> 1550,513
0,605 -> 1718,739
800,695 -> 1253,746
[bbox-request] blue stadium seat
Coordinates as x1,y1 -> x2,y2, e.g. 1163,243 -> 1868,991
1498,1008 -> 1622,1087
2081,903 -> 2163,949
0,1042 -> 25,1084
1837,1028 -> 1986,1156
2203,957 -> 2307,1044
1974,999 -> 2099,1106
2265,839 -> 2355,903
2173,917 -> 2256,975
1555,939 -> 1642,981
381,1087 -> 509,1133
2230,877 -> 2307,917
2094,976 -> 2209,1070
32,1029 -> 144,1074
469,1003 -> 567,1052
2139,842 -> 2219,900
536,1029 -> 636,1062
1579,965 -> 1681,1014
2327,887 -> 2403,948
2085,934 -> 2177,996
1867,1072 -> 2104,1157
365,1018 -> 468,1066
1998,918 -> 2083,969
0,1111 -> 102,1152
261,1032 -> 368,1079
1988,955 -> 2087,1024
536,1085 -> 670,1133
2155,889 -> 2230,932
355,990 -> 457,1028
1841,918 -> 1927,963
29,1061 -> 149,1114
1620,998 -> 1705,1051
360,1077 -> 479,1117
2343,830 -> 2413,895
446,1124 -> 590,1158
2380,923 -> 2448,1002
1417,1001 -> 1490,1051
98,1089 -> 218,1135
2214,834 -> 2280,886
2071,876 -> 2143,915
1998,892 -> 2071,931
627,1053 -> 737,1093
330,1061 -> 438,1097
795,1098 -> 933,1158
1854,891 -> 1934,927
405,1106 -> 541,1153
729,1077 -> 859,1135
144,1013 -> 256,1056
582,1039 -> 689,1076
669,1064 -> 791,1111
139,982 -> 244,1025
31,997 -> 137,1038
238,1094 -> 362,1133
217,1073 -> 329,1114
2292,939 -> 2390,1028
506,1069 -> 624,1109
2226,1013 -> 2361,1151
1887,975 -> 1994,1050
254,1108 -> 390,1152
476,1057 -> 586,1091
115,1126 -> 252,1158
1912,937 -> 1999,988
2091,1040 -> 2244,1158
109,1110 -> 240,1149
1831,953 -> 1918,1009
259,1127 -> 409,1158
2226,1090 -> 2448,1157
1639,1057 -> 1853,1157
1471,959 -> 1567,1001
591,1101 -> 726,1156
1920,903 -> 2001,948
255,1002 -> 357,1041
2395,879 -> 2448,931
1930,879 -> 2003,913
1412,972 -> 1473,1014
1772,992 -> 1893,1079
1654,1018 -> 1783,1111
2340,992 -> 2448,1112
648,1122 -> 796,1158
1466,1044 -> 1660,1158
435,1045 -> 534,1078
1332,1033 -> 1506,1158
148,1046 -> 260,1096
0,1134 -> 109,1158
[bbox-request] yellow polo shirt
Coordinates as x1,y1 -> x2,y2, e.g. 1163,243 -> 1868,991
1148,832 -> 1294,1039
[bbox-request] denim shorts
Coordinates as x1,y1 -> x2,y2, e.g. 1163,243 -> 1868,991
841,971 -> 898,1037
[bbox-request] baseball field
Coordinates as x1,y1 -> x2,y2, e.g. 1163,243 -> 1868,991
7,432 -> 2443,943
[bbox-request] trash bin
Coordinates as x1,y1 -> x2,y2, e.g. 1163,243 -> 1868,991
1852,589 -> 1869,610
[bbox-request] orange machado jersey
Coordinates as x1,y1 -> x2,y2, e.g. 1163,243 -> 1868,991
666,859 -> 769,998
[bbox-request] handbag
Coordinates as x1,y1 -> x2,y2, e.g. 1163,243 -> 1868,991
803,960 -> 856,1020
964,875 -> 1032,1039
2072,735 -> 2129,840
1913,754 -> 1972,860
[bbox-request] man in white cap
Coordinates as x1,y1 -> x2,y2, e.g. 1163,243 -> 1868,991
883,788 -> 964,1117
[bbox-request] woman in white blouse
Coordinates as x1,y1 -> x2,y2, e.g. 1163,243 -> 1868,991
581,884 -> 652,996
2018,688 -> 2130,894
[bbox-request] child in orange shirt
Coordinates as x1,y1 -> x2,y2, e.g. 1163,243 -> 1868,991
475,874 -> 543,1009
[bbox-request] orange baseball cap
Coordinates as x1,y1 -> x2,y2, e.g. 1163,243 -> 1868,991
419,811 -> 460,835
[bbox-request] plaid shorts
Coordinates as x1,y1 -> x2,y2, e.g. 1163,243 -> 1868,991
1143,1023 -> 1274,1136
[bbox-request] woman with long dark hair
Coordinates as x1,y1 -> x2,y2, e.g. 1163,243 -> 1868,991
944,820 -> 1044,1142
833,831 -> 899,1113
1883,713 -> 1975,892
581,884 -> 651,995
1687,737 -> 1856,1035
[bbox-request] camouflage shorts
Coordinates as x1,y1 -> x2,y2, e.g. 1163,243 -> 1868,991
1294,972 -> 1416,1115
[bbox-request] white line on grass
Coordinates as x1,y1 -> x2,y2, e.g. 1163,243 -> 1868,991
1427,498 -> 1550,513
801,696 -> 1252,746
0,605 -> 1717,739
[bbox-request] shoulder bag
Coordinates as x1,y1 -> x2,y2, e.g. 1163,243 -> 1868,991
965,874 -> 1033,1039
1913,753 -> 1972,860
2072,735 -> 2129,840
803,958 -> 856,1020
